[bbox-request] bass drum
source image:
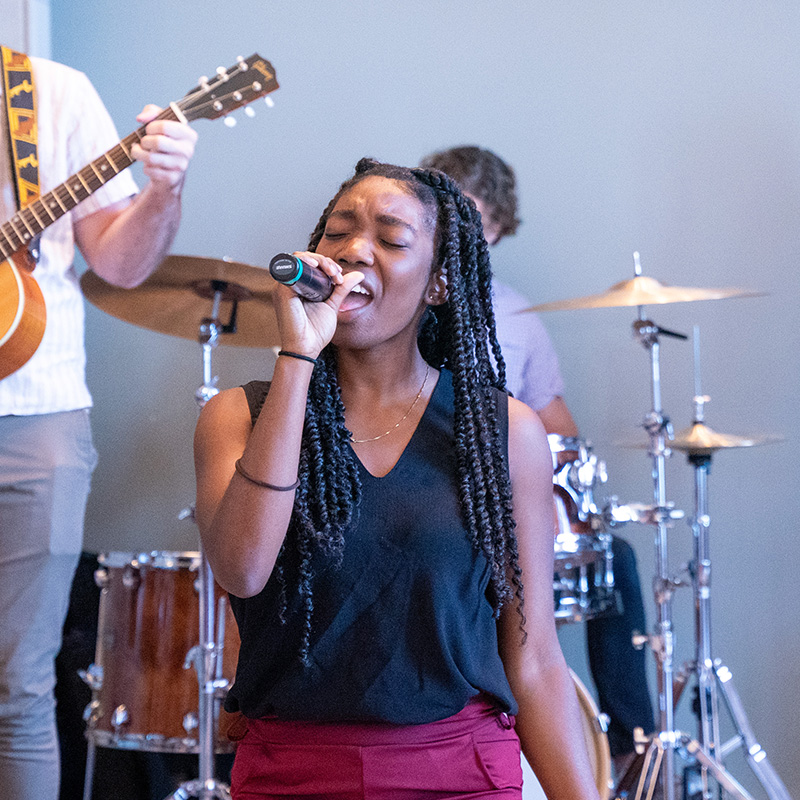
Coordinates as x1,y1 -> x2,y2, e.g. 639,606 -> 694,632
521,669 -> 611,799
83,551 -> 240,753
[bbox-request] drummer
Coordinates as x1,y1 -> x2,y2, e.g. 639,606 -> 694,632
420,145 -> 655,775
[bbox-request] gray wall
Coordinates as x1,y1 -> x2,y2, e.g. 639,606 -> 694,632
0,0 -> 50,55
48,1 -> 798,794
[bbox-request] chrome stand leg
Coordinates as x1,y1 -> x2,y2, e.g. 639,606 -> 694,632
165,325 -> 233,800
164,550 -> 231,800
82,736 -> 97,800
715,665 -> 792,800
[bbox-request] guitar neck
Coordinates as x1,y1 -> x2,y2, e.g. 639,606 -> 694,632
0,52 -> 279,264
0,105 -> 178,261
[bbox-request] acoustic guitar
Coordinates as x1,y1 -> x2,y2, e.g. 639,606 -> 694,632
0,53 -> 278,380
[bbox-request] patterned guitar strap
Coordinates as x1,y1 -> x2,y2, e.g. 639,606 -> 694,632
2,46 -> 40,258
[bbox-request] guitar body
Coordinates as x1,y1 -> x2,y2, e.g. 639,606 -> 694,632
0,250 -> 46,380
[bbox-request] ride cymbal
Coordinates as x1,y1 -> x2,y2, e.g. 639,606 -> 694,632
80,255 -> 280,347
523,275 -> 763,312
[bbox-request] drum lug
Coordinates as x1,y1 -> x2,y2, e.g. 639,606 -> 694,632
83,699 -> 101,725
212,677 -> 231,700
111,704 -> 130,732
93,568 -> 108,588
597,712 -> 610,734
122,567 -> 141,590
184,644 -> 201,671
78,662 -> 103,690
183,711 -> 198,733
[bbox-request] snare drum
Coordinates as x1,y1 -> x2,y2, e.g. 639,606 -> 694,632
82,551 -> 240,753
548,435 -> 616,624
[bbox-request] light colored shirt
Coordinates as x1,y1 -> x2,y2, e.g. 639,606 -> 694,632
0,56 -> 138,415
492,279 -> 565,410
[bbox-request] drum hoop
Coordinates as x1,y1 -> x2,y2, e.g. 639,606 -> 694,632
569,668 -> 612,799
98,550 -> 201,570
84,727 -> 235,754
547,433 -> 590,453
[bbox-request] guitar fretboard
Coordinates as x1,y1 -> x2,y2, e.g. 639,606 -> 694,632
0,105 -> 178,261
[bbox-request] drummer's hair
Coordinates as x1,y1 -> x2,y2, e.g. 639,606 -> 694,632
281,158 -> 522,664
419,145 -> 521,243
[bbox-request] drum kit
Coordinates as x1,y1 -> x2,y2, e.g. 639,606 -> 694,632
77,251 -> 791,800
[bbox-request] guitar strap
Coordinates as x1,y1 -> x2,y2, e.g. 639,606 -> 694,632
1,46 -> 40,212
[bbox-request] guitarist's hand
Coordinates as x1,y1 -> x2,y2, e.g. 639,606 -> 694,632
131,104 -> 198,194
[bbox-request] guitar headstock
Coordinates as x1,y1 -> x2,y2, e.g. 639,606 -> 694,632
178,54 -> 279,124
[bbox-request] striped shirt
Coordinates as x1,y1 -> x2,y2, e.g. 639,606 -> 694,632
0,56 -> 138,415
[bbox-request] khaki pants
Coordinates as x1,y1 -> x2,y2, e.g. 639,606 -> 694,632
0,410 -> 97,800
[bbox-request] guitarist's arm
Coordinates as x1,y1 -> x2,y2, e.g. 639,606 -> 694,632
74,104 -> 198,289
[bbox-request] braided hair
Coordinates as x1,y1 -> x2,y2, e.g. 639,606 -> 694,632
283,158 -> 523,662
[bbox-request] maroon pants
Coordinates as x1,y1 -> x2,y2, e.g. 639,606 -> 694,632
231,697 -> 523,799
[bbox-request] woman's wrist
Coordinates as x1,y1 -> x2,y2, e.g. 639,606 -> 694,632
277,350 -> 318,365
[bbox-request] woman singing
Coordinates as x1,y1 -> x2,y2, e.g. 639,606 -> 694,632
194,159 -> 601,800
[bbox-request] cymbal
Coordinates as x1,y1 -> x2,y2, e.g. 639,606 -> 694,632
523,275 -> 763,312
618,423 -> 782,455
80,255 -> 280,347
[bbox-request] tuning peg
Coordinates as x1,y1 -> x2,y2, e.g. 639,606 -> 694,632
244,106 -> 255,118
199,75 -> 210,91
265,96 -> 275,108
216,66 -> 229,81
236,55 -> 247,69
224,116 -> 237,128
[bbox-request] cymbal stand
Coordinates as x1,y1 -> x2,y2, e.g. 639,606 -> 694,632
624,302 -> 687,800
678,330 -> 791,800
166,291 -> 232,800
615,269 -> 755,800
80,291 -> 238,800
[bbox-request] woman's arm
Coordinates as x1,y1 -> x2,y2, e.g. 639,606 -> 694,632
498,397 -> 602,800
194,353 -> 314,598
194,255 -> 364,598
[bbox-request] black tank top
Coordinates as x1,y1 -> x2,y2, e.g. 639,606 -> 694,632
226,368 -> 517,723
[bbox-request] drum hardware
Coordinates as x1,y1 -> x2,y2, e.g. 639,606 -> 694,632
80,261 -> 277,800
667,329 -> 789,800
612,258 -> 732,800
166,284 -> 235,800
550,433 -> 609,521
615,327 -> 790,800
549,434 -> 618,624
529,253 -> 773,800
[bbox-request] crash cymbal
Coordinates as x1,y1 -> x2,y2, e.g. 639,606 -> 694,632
80,255 -> 280,347
523,275 -> 763,312
617,423 -> 782,455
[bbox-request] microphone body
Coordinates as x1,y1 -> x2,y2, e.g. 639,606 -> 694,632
269,253 -> 333,302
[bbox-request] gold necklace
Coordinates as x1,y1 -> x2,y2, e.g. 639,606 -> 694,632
350,364 -> 431,444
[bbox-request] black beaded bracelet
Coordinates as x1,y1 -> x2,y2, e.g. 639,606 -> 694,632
234,459 -> 300,491
278,350 -> 317,365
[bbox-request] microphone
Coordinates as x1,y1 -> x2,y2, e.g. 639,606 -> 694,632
268,253 -> 333,302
